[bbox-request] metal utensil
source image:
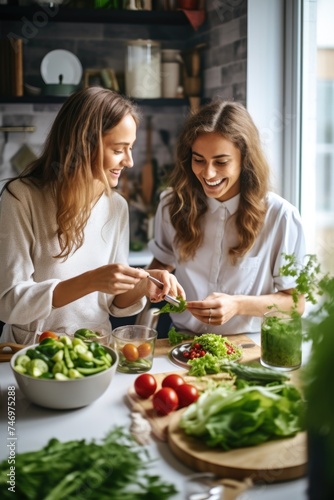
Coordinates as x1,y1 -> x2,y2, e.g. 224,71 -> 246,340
147,275 -> 181,306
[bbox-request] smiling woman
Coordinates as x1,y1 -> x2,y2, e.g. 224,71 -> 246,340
147,99 -> 306,337
0,87 -> 185,345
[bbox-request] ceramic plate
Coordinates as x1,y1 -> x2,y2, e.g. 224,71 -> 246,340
41,49 -> 83,84
168,341 -> 243,369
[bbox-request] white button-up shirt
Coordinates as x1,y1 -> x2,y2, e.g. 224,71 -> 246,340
148,191 -> 306,335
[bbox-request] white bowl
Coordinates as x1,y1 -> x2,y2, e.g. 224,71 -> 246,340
10,344 -> 118,410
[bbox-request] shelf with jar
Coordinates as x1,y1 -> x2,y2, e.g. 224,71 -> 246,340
0,4 -> 192,24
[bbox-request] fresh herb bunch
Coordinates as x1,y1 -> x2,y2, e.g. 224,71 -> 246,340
0,427 -> 178,500
167,326 -> 193,345
279,253 -> 323,309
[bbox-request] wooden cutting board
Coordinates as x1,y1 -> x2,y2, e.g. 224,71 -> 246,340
127,369 -> 307,482
168,411 -> 307,483
0,343 -> 25,362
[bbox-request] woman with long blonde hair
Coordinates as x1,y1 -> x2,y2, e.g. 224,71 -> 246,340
0,87 -> 183,344
148,99 -> 306,335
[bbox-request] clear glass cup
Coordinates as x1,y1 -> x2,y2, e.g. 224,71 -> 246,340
112,325 -> 157,373
260,310 -> 302,371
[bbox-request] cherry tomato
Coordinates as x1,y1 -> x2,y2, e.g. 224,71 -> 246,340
122,343 -> 139,362
153,387 -> 179,415
161,373 -> 185,391
39,331 -> 59,342
137,342 -> 152,358
175,383 -> 199,408
134,373 -> 157,399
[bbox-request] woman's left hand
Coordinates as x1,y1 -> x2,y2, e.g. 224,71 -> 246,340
186,292 -> 239,325
146,270 -> 186,303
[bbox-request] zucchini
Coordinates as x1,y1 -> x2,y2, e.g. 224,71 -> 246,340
219,361 -> 290,383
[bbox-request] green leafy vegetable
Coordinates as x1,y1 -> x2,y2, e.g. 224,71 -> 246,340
279,253 -> 322,308
154,297 -> 187,315
186,334 -> 242,376
217,361 -> 290,383
191,334 -> 242,358
179,383 -> 305,450
0,427 -> 178,500
167,327 -> 194,345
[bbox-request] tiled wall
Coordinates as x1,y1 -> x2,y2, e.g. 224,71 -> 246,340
0,0 -> 248,199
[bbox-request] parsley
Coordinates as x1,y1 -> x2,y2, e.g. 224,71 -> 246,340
0,427 -> 178,500
167,326 -> 193,345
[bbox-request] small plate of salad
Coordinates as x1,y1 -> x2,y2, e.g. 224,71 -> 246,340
169,333 -> 243,370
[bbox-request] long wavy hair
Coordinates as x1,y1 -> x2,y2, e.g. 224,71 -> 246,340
166,100 -> 270,263
1,87 -> 139,259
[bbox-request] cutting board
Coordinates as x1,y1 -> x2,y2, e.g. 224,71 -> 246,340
168,412 -> 307,483
0,343 -> 25,362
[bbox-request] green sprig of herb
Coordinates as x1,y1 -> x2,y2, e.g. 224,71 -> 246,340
279,253 -> 322,308
167,326 -> 193,345
0,427 -> 178,500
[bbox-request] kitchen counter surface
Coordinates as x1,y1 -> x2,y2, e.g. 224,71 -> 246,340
0,333 -> 310,499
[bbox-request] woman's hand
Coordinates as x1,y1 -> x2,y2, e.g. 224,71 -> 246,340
89,264 -> 150,296
186,293 -> 239,326
146,269 -> 186,303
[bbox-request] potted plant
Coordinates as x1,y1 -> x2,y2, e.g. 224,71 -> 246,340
260,254 -> 321,371
302,273 -> 334,499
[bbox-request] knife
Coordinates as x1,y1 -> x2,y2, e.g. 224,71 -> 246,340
147,275 -> 181,307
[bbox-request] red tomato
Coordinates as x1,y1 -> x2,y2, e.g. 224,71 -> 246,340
175,383 -> 199,408
134,374 -> 157,399
39,331 -> 59,342
161,373 -> 185,391
153,387 -> 179,415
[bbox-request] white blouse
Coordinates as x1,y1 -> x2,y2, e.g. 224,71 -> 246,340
148,190 -> 306,335
0,180 -> 145,344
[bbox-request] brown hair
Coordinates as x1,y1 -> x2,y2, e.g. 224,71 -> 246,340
2,87 -> 139,259
166,99 -> 270,263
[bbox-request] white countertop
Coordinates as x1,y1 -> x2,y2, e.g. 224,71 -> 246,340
0,333 -> 310,499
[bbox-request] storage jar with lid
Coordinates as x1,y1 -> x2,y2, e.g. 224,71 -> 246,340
125,40 -> 161,98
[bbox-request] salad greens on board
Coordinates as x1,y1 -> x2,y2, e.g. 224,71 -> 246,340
179,381 -> 305,450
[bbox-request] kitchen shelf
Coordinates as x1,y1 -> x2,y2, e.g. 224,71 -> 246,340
0,6 -> 190,25
0,95 -> 190,106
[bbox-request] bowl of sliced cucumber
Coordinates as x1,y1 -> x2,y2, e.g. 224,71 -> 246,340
10,336 -> 119,410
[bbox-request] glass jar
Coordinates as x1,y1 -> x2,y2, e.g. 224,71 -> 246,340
260,310 -> 302,371
125,39 -> 161,98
